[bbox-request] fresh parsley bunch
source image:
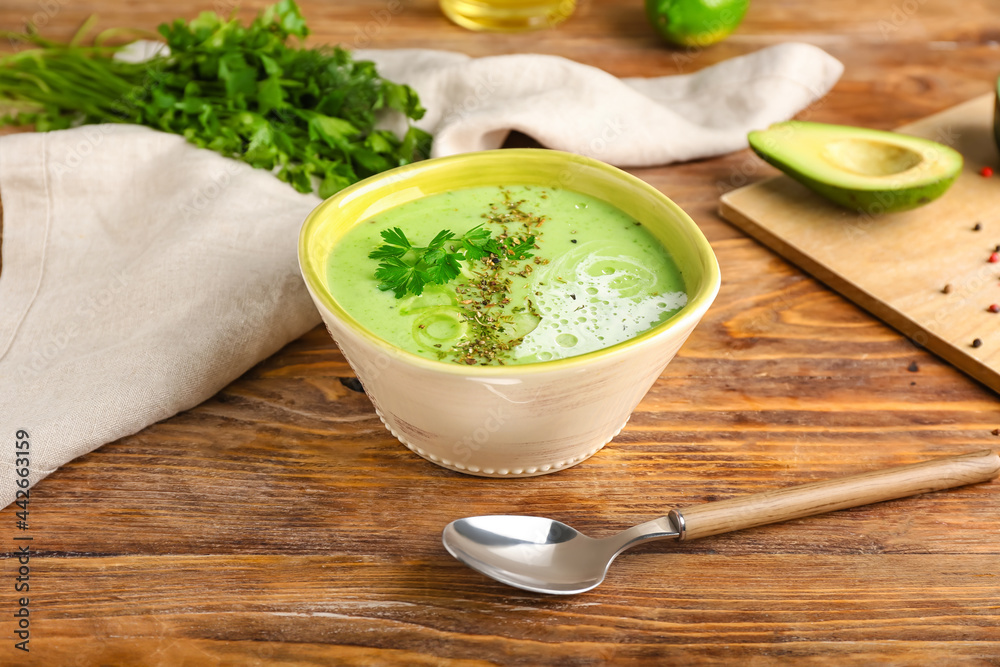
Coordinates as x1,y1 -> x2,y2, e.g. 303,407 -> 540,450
370,225 -> 535,298
0,0 -> 431,197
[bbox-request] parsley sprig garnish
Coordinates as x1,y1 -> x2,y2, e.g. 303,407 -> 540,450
370,225 -> 535,298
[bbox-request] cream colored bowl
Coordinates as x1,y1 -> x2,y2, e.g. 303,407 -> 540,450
298,149 -> 720,477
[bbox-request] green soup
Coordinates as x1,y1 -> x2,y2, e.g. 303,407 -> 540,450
326,185 -> 687,365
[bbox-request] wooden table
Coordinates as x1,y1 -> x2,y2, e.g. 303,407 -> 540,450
3,0 -> 999,664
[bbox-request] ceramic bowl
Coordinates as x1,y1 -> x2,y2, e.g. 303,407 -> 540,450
298,149 -> 720,477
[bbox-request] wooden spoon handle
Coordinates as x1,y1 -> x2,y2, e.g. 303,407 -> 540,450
672,450 -> 1000,541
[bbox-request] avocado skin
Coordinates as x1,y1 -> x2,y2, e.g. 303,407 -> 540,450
749,143 -> 960,214
994,79 -> 1000,158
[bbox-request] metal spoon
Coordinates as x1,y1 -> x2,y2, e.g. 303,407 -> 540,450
442,450 -> 999,594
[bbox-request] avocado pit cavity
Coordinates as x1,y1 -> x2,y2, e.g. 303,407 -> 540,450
822,138 -> 923,177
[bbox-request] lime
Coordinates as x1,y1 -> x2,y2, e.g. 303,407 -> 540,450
645,0 -> 749,48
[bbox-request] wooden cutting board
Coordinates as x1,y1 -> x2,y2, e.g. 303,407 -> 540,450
719,93 -> 1000,393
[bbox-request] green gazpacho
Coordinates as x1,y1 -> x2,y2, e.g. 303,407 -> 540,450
326,185 -> 687,365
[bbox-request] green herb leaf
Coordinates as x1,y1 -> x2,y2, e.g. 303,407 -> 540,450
373,256 -> 427,298
459,224 -> 495,259
426,229 -> 456,250
369,227 -> 411,256
424,252 -> 464,285
502,235 -> 535,260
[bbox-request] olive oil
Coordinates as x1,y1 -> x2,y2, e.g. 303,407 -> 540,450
439,0 -> 575,32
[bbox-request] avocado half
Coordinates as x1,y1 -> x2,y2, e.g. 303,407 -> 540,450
748,121 -> 963,214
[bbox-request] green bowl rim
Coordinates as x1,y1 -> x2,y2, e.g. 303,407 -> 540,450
298,148 -> 721,376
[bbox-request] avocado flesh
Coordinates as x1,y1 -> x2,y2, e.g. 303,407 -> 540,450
748,121 -> 963,214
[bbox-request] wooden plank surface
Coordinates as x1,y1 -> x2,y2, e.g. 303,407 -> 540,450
2,0 -> 1000,665
720,93 -> 1000,393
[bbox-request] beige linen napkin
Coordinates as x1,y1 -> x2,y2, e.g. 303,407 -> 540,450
359,42 -> 843,164
0,44 -> 842,507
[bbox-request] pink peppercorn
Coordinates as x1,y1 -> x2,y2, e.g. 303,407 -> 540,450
982,166 -> 995,177
990,304 -> 1000,313
990,252 -> 1000,263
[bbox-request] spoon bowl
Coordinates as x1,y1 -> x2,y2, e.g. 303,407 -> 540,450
442,515 -> 678,594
